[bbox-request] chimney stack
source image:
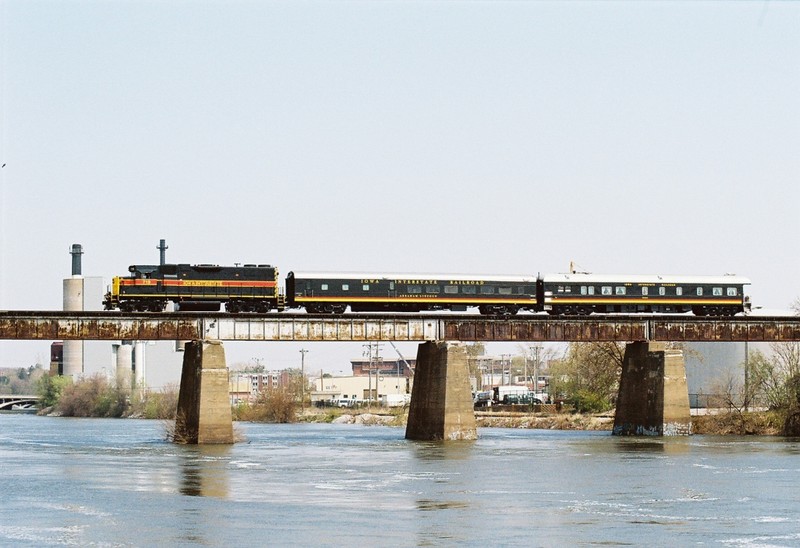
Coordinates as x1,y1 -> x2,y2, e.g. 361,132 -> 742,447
70,244 -> 83,276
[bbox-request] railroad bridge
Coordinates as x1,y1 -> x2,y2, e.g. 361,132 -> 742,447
3,311 -> 800,442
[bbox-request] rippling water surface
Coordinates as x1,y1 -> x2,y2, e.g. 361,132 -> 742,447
2,415 -> 800,546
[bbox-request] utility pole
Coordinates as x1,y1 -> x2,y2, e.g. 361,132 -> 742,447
744,341 -> 749,411
524,351 -> 529,390
531,344 -> 542,398
299,348 -> 308,411
363,342 -> 383,409
363,343 -> 372,410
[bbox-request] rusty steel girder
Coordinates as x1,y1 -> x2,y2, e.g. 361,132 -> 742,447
441,318 -> 650,342
0,313 -> 200,341
2,312 -> 800,342
648,318 -> 800,342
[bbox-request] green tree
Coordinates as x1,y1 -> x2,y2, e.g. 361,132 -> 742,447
37,374 -> 72,408
550,342 -> 623,413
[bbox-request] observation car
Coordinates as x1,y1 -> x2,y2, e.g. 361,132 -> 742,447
285,272 -> 539,315
540,273 -> 751,316
103,263 -> 282,312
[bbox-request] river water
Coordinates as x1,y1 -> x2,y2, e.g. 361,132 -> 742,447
2,415 -> 800,547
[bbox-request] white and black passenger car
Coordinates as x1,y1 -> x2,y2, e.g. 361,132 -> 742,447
541,273 -> 750,316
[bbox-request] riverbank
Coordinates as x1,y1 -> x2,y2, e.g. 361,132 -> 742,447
298,407 -> 785,435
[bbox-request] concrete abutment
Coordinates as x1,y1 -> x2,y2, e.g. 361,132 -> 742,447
175,340 -> 234,444
613,342 -> 692,436
405,341 -> 478,441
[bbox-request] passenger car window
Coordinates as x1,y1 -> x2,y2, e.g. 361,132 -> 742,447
362,284 -> 370,291
408,285 -> 422,294
676,287 -> 683,296
712,287 -> 723,296
615,287 -> 626,296
321,284 -> 329,291
480,286 -> 495,295
602,286 -> 612,295
444,285 -> 458,294
727,287 -> 738,296
425,285 -> 439,294
642,287 -> 649,296
342,284 -> 349,291
462,286 -> 476,294
659,287 -> 666,296
499,287 -> 512,295
696,287 -> 703,296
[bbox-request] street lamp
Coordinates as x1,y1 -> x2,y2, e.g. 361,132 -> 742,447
299,348 -> 308,410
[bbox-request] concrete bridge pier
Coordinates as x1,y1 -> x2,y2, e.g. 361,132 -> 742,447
175,340 -> 234,444
405,341 -> 477,441
613,342 -> 692,436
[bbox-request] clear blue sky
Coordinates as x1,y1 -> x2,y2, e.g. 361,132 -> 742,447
1,1 -> 798,370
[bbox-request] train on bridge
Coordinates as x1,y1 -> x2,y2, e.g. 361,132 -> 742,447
102,263 -> 751,317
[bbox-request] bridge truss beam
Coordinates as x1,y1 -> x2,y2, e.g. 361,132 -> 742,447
1,312 -> 800,342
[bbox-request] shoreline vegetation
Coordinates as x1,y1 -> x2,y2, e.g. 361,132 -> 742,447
33,374 -> 791,436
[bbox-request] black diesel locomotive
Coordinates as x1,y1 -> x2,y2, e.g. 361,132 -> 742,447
104,263 -> 751,316
103,263 -> 282,313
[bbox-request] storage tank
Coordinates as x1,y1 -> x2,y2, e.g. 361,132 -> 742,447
115,343 -> 133,388
62,244 -> 84,378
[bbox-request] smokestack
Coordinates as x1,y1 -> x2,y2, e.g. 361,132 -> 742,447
157,239 -> 168,266
70,244 -> 83,276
